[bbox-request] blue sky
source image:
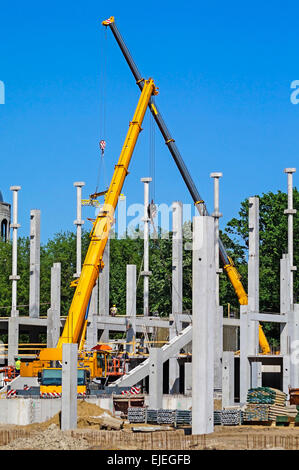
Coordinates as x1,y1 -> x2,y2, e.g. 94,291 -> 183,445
0,0 -> 298,244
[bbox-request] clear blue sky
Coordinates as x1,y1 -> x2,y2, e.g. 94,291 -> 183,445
0,0 -> 298,244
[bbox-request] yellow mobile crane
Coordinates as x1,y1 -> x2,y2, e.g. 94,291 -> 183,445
102,16 -> 270,355
20,78 -> 159,387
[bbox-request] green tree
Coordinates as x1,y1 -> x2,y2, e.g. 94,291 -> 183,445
221,189 -> 299,345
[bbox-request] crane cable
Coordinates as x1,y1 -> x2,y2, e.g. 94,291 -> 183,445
96,27 -> 108,195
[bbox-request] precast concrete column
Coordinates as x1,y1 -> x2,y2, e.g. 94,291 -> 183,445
290,304 -> 299,388
284,168 -> 297,305
210,172 -> 223,305
73,182 -> 85,278
240,305 -> 250,403
192,216 -> 216,435
8,318 -> 19,366
140,177 -> 152,317
9,186 -> 21,317
248,197 -> 260,389
222,352 -> 234,408
47,263 -> 61,348
280,254 -> 291,393
29,209 -> 41,318
251,361 -> 262,389
149,348 -> 163,409
210,174 -> 223,392
86,279 -> 98,350
99,238 -> 110,342
126,265 -> 136,352
61,343 -> 78,431
169,201 -> 183,394
184,362 -> 192,396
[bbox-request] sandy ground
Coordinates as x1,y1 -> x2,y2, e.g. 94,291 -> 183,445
0,401 -> 299,450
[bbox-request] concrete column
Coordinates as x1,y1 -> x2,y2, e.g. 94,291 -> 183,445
240,305 -> 250,403
210,172 -> 223,305
211,174 -> 223,391
290,304 -> 299,388
251,361 -> 262,389
141,177 -> 152,317
149,348 -> 163,409
192,216 -> 216,435
248,197 -> 259,356
284,168 -> 297,305
247,197 -> 260,389
73,182 -> 85,278
86,280 -> 98,350
169,201 -> 183,394
9,186 -> 21,317
184,362 -> 192,396
7,318 -> 19,366
222,351 -> 234,408
61,343 -> 78,431
29,209 -> 41,318
280,254 -> 291,393
126,264 -> 136,323
99,239 -> 110,342
47,263 -> 61,348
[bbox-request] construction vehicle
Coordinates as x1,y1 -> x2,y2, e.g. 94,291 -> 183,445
102,16 -> 271,355
38,367 -> 90,397
19,78 -> 158,392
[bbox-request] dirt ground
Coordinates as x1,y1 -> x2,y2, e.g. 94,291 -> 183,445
1,401 -> 299,450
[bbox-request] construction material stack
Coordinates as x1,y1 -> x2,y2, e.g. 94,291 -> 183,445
243,387 -> 287,423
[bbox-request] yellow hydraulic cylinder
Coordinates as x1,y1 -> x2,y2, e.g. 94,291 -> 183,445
56,78 -> 158,348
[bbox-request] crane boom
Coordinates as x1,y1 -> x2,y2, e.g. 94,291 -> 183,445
102,16 -> 271,354
57,78 -> 158,348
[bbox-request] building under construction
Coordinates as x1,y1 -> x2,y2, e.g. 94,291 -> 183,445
0,16 -> 298,451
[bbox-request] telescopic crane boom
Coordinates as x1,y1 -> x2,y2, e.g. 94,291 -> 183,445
28,78 -> 158,369
102,16 -> 270,355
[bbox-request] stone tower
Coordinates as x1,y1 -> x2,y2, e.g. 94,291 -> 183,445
0,191 -> 11,241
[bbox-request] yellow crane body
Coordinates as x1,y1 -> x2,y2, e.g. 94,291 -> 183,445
20,78 -> 158,377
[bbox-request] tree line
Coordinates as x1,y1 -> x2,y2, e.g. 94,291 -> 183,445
0,189 -> 297,347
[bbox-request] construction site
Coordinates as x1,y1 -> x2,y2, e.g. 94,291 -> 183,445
0,14 -> 298,453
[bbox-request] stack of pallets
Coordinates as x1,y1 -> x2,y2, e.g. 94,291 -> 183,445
247,387 -> 286,405
244,387 -> 287,423
243,404 -> 271,422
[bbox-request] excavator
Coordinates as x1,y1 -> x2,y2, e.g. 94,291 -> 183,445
102,16 -> 271,355
19,78 -> 159,394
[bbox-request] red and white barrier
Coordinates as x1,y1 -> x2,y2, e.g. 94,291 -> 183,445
121,386 -> 141,396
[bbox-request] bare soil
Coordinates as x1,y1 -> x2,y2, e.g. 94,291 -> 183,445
0,401 -> 299,450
